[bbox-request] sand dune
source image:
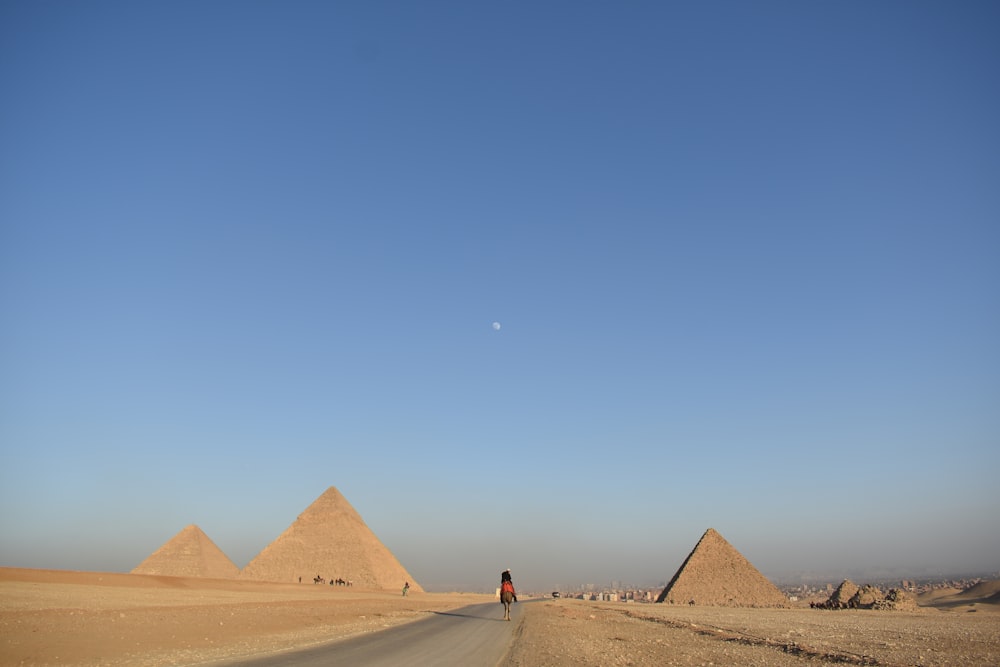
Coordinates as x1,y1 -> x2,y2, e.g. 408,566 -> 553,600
919,580 -> 1000,611
954,579 -> 1000,600
917,586 -> 963,604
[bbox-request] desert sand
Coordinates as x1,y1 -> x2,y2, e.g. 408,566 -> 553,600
2,567 -> 998,666
503,590 -> 1000,666
0,568 -> 485,666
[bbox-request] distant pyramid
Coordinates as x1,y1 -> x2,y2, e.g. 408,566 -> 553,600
656,528 -> 787,607
240,486 -> 423,592
132,524 -> 239,579
824,579 -> 860,608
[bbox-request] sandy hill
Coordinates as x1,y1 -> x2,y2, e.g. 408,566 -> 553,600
916,587 -> 962,604
131,524 -> 239,579
656,528 -> 787,608
239,486 -> 422,592
957,580 -> 1000,600
920,580 -> 1000,608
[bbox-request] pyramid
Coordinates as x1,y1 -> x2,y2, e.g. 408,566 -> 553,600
656,528 -> 787,607
239,486 -> 423,592
132,524 -> 239,579
824,579 -> 860,608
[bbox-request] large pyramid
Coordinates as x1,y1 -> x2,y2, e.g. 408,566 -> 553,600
656,528 -> 787,607
132,524 -> 239,579
240,486 -> 423,592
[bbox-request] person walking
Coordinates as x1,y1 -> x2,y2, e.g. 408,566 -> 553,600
402,581 -> 410,596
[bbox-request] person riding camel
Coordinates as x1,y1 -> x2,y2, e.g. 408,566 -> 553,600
501,568 -> 517,602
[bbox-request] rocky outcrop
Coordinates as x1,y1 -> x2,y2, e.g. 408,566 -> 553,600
826,579 -> 860,608
815,581 -> 917,611
873,588 -> 918,611
849,584 -> 885,608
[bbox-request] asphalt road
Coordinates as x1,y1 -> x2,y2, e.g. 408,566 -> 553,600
229,600 -> 524,667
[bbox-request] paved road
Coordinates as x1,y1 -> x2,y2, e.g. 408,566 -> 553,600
229,600 -> 524,667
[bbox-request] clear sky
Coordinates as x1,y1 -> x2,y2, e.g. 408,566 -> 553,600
2,1 -> 998,593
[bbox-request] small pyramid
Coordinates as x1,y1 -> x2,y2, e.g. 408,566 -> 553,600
132,524 -> 239,579
825,579 -> 860,608
656,528 -> 787,607
240,487 -> 423,592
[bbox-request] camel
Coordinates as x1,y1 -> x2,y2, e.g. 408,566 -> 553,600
500,583 -> 515,621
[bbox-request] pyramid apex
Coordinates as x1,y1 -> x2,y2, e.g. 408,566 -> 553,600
306,487 -> 353,510
178,524 -> 212,539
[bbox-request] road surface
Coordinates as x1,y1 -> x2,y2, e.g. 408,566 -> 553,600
225,600 -> 525,666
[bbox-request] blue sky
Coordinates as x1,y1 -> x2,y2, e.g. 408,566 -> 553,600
2,1 -> 998,592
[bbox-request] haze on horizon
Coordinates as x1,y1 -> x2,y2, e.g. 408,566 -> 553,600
1,2 -> 998,593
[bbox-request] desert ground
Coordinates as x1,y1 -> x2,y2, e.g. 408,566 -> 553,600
2,567 -> 998,666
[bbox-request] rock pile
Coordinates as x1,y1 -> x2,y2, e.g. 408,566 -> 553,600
814,580 -> 917,611
874,588 -> 918,611
851,584 -> 885,608
825,579 -> 859,608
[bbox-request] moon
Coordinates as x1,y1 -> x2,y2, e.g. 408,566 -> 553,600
492,321 -> 501,331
